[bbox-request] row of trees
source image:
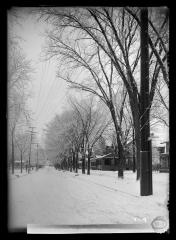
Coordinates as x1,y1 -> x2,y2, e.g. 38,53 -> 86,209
38,7 -> 169,179
8,9 -> 45,174
45,97 -> 114,175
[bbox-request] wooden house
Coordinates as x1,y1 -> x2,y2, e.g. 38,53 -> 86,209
14,160 -> 27,169
159,141 -> 169,172
92,153 -> 118,170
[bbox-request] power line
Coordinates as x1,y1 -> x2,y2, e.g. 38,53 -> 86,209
34,61 -> 49,119
36,73 -> 58,122
35,63 -> 56,120
39,77 -> 59,119
34,61 -> 45,114
35,60 -> 51,119
38,76 -> 67,128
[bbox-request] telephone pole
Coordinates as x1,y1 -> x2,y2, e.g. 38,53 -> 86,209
132,128 -> 136,173
27,127 -> 37,174
36,143 -> 38,170
31,142 -> 39,170
140,7 -> 153,196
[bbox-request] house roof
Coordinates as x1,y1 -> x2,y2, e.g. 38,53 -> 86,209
160,141 -> 169,144
14,160 -> 27,163
160,153 -> 169,156
93,153 -> 113,160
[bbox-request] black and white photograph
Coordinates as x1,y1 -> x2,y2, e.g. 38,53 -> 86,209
7,6 -> 169,234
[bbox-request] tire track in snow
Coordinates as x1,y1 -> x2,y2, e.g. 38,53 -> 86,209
58,172 -> 135,224
59,171 -> 140,199
58,172 -> 166,224
62,172 -> 167,218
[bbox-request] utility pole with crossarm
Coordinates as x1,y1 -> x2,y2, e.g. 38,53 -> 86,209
27,127 -> 37,173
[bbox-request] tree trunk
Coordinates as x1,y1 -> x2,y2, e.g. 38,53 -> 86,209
73,151 -> 75,172
118,168 -> 124,178
70,156 -> 72,172
130,98 -> 141,180
109,102 -> 125,178
117,138 -> 124,179
65,159 -> 67,170
82,152 -> 85,174
20,151 -> 23,173
132,128 -> 136,172
67,158 -> 70,171
65,158 -> 68,170
11,131 -> 15,174
75,151 -> 78,173
87,146 -> 91,175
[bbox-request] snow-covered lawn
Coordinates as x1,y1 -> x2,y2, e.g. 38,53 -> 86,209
8,167 -> 169,233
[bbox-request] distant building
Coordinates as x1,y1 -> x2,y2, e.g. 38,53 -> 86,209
14,161 -> 26,168
91,153 -> 118,171
76,141 -> 170,172
126,140 -> 162,171
89,145 -> 119,171
159,141 -> 169,172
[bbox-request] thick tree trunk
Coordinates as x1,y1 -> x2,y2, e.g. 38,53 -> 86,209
109,102 -> 125,179
132,128 -> 136,172
117,138 -> 124,179
113,147 -> 116,170
20,151 -> 23,173
130,98 -> 141,180
118,168 -> 124,178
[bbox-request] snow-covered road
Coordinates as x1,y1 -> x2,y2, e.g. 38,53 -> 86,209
8,167 -> 169,232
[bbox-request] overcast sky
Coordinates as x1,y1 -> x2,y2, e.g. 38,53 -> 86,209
9,8 -> 169,147
10,10 -> 71,146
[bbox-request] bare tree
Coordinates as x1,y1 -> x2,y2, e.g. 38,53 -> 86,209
15,133 -> 30,173
38,7 -> 169,179
44,96 -> 110,175
8,45 -> 33,173
41,25 -> 132,177
69,97 -> 111,175
44,110 -> 83,171
125,7 -> 169,88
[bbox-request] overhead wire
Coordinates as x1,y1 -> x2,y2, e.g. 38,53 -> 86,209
38,71 -> 58,119
42,77 -> 65,120
35,60 -> 52,120
35,63 -> 60,124
34,56 -> 80,137
34,60 -> 48,120
34,61 -> 45,114
31,60 -> 52,142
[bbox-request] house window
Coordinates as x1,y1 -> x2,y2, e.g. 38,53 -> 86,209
161,156 -> 168,168
104,159 -> 111,165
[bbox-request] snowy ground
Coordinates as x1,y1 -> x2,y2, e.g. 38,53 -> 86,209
8,167 -> 169,233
